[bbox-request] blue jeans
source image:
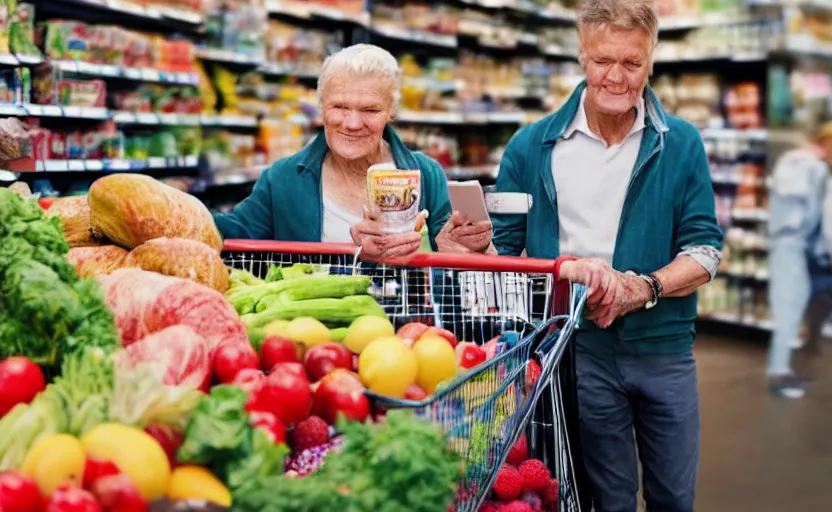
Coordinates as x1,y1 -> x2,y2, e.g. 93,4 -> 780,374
767,240 -> 812,375
576,343 -> 700,512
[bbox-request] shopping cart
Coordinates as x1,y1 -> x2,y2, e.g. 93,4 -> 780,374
222,240 -> 588,512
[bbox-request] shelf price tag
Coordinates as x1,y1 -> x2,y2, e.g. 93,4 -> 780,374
136,113 -> 159,125
40,105 -> 63,117
148,157 -> 166,168
86,160 -> 103,171
68,160 -> 85,171
141,68 -> 160,81
123,68 -> 142,80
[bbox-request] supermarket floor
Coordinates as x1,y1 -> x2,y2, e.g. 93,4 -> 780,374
692,332 -> 832,511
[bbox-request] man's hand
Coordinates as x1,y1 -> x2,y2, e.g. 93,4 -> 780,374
558,259 -> 622,318
349,206 -> 423,259
584,271 -> 653,328
435,211 -> 493,253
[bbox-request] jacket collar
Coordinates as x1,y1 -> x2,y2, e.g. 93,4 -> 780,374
542,80 -> 669,146
296,124 -> 418,175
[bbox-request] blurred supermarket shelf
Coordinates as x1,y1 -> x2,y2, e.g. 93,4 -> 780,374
732,208 -> 769,222
31,0 -> 204,28
30,156 -> 198,173
197,48 -> 265,66
0,103 -> 260,128
266,0 -> 371,27
396,110 -> 533,125
445,165 -> 499,180
52,60 -> 201,85
372,24 -> 458,48
701,128 -> 768,141
699,312 -> 773,331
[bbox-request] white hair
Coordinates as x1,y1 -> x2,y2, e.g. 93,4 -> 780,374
577,0 -> 659,65
317,44 -> 402,113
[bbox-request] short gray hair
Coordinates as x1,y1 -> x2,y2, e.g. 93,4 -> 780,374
317,44 -> 402,113
577,0 -> 659,52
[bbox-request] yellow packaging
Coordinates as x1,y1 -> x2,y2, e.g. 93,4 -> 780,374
367,163 -> 422,234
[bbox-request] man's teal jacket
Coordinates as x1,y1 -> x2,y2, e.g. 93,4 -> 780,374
213,125 -> 453,250
492,81 -> 724,354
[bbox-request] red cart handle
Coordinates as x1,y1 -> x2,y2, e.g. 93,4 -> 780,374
223,240 -> 577,279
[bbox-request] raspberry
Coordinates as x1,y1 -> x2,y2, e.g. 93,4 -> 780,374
541,479 -> 559,505
498,501 -> 533,512
291,415 -> 330,452
518,459 -> 550,492
506,434 -> 529,466
493,465 -> 524,501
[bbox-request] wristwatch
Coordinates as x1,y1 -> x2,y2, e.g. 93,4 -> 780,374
625,271 -> 663,309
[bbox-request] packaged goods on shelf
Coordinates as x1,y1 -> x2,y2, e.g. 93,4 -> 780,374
4,1 -> 41,58
0,66 -> 30,103
203,0 -> 268,60
265,19 -> 342,76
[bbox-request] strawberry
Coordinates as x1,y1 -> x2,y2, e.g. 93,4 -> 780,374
292,415 -> 330,452
478,502 -> 500,512
518,459 -> 550,492
506,434 -> 528,466
541,479 -> 559,506
493,464 -> 524,501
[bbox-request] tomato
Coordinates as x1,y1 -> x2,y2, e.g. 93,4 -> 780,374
46,485 -> 101,512
249,411 -> 286,445
0,470 -> 44,512
212,342 -> 259,384
0,357 -> 46,417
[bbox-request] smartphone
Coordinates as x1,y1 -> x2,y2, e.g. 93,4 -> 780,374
448,180 -> 491,223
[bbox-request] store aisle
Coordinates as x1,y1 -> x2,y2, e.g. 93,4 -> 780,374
694,333 -> 832,511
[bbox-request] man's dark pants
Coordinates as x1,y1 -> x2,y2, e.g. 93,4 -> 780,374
575,335 -> 700,512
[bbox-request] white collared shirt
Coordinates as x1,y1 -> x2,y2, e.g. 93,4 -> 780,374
552,90 -> 646,264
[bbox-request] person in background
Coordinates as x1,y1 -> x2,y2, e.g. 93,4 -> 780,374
213,44 -> 492,258
490,0 -> 723,510
767,120 -> 832,397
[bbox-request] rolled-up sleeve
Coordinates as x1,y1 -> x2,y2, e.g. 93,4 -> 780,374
675,137 -> 724,280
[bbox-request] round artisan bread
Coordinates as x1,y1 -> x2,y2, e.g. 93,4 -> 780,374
123,237 -> 230,293
48,195 -> 101,248
88,173 -> 222,251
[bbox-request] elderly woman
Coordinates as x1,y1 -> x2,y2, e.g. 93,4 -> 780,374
213,44 -> 492,257
492,1 -> 723,511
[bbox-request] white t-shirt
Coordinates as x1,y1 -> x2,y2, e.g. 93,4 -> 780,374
321,194 -> 363,243
551,90 -> 646,264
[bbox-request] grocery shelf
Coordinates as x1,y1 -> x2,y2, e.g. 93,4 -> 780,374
446,165 -> 499,180
396,110 -> 531,125
0,104 -> 259,128
31,0 -> 204,32
699,312 -> 773,331
372,24 -> 459,48
51,60 -> 200,86
31,156 -> 198,172
259,63 -> 319,79
197,48 -> 265,67
701,128 -> 768,141
266,0 -> 371,27
0,103 -> 109,120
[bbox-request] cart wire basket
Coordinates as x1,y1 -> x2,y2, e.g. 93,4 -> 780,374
222,241 -> 588,512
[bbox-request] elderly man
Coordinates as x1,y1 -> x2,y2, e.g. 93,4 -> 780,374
492,0 -> 723,511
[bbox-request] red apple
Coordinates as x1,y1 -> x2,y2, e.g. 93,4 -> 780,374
304,343 -> 353,382
47,485 -> 101,512
260,336 -> 302,372
0,471 -> 44,512
213,342 -> 259,384
404,384 -> 427,401
82,458 -> 120,491
251,362 -> 312,426
455,342 -> 487,369
91,474 -> 147,512
396,322 -> 430,343
231,368 -> 266,395
424,327 -> 458,348
249,410 -> 286,445
312,369 -> 370,425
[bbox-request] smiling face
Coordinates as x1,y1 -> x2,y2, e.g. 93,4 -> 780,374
579,24 -> 653,117
321,73 -> 394,161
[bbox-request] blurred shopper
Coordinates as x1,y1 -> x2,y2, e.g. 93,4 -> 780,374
213,44 -> 492,257
767,121 -> 832,397
491,0 -> 723,510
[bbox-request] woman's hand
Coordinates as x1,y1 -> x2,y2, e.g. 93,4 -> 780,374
349,207 -> 423,259
436,211 -> 493,254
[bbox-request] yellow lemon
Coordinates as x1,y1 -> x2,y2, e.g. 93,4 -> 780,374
344,315 -> 395,354
22,434 -> 86,497
412,336 -> 457,394
358,336 -> 418,398
285,317 -> 331,348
